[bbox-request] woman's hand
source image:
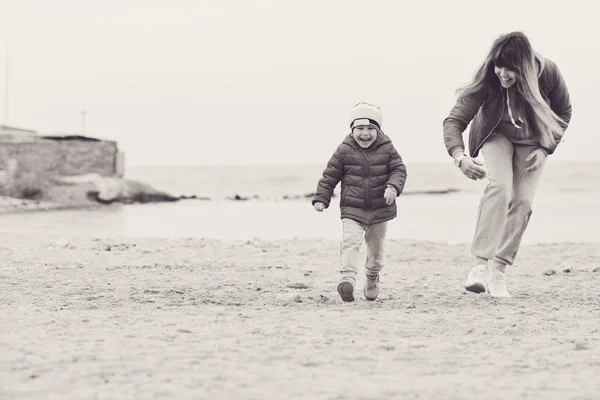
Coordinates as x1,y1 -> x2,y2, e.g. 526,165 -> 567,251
525,149 -> 546,172
460,157 -> 487,180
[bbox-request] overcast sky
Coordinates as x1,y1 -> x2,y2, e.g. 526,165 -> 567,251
1,0 -> 598,166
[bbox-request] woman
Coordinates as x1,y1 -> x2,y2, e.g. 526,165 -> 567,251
443,31 -> 572,298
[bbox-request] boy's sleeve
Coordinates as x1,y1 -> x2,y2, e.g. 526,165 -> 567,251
312,147 -> 343,208
386,145 -> 407,195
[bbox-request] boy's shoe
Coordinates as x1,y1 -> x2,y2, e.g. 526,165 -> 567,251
464,264 -> 487,293
364,274 -> 380,301
488,270 -> 511,298
337,281 -> 355,302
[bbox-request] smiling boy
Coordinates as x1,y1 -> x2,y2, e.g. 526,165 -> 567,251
312,102 -> 407,302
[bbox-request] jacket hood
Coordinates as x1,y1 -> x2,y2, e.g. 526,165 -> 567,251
534,50 -> 546,77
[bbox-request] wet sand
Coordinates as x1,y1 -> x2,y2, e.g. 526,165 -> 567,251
1,235 -> 599,399
0,196 -> 100,215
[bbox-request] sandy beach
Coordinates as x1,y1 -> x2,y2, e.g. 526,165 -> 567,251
0,196 -> 103,215
3,0 -> 600,398
1,233 -> 599,400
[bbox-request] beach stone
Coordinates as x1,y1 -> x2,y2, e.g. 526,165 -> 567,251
276,293 -> 301,303
575,342 -> 591,351
54,238 -> 70,248
287,283 -> 310,289
543,269 -> 556,276
563,266 -> 576,274
593,266 -> 600,273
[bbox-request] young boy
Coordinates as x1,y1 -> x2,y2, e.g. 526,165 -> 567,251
312,102 -> 407,302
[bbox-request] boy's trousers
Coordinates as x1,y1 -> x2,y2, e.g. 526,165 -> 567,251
339,218 -> 388,284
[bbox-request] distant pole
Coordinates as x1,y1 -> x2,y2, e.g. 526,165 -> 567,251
3,35 -> 8,126
81,110 -> 86,135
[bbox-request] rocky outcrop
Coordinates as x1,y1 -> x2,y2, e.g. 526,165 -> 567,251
54,174 -> 181,205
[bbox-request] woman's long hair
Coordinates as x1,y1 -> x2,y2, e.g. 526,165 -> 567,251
458,32 -> 565,146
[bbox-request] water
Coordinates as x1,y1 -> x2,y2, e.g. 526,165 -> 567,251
1,162 -> 599,243
124,161 -> 600,200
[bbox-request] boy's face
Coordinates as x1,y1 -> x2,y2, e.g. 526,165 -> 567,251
352,125 -> 378,148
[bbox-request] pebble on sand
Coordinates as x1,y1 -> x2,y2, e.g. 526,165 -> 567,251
276,293 -> 302,303
543,269 -> 556,276
286,283 -> 310,289
53,238 -> 70,248
575,342 -> 591,351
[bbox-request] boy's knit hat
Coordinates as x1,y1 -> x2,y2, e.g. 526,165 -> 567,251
349,102 -> 382,129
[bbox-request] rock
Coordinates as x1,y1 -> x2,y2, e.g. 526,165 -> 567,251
407,303 -> 416,309
287,283 -> 310,289
276,293 -> 301,303
575,342 -> 591,351
120,179 -> 179,203
593,266 -> 600,273
543,269 -> 556,276
54,238 -> 70,248
179,195 -> 210,200
56,173 -> 179,204
563,266 -> 575,274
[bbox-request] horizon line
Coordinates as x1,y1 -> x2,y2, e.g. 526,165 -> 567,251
125,159 -> 600,168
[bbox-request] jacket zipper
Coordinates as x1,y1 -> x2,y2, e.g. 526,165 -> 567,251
362,150 -> 371,220
473,89 -> 505,156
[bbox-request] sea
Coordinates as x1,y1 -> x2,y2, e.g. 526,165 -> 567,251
1,161 -> 599,243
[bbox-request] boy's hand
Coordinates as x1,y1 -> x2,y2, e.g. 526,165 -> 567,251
313,202 -> 325,212
384,186 -> 397,205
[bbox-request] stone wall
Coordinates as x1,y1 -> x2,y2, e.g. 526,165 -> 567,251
0,139 -> 119,177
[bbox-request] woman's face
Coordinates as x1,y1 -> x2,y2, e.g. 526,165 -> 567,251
494,66 -> 517,88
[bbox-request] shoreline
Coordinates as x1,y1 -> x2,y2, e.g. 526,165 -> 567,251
0,188 -> 462,214
2,192 -> 599,244
0,196 -> 110,215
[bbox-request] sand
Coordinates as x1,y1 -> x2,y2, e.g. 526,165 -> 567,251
0,196 -> 101,215
1,234 -> 599,400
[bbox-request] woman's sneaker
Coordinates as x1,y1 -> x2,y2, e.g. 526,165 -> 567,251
364,274 -> 380,301
337,281 -> 355,302
464,264 -> 487,293
488,270 -> 511,298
